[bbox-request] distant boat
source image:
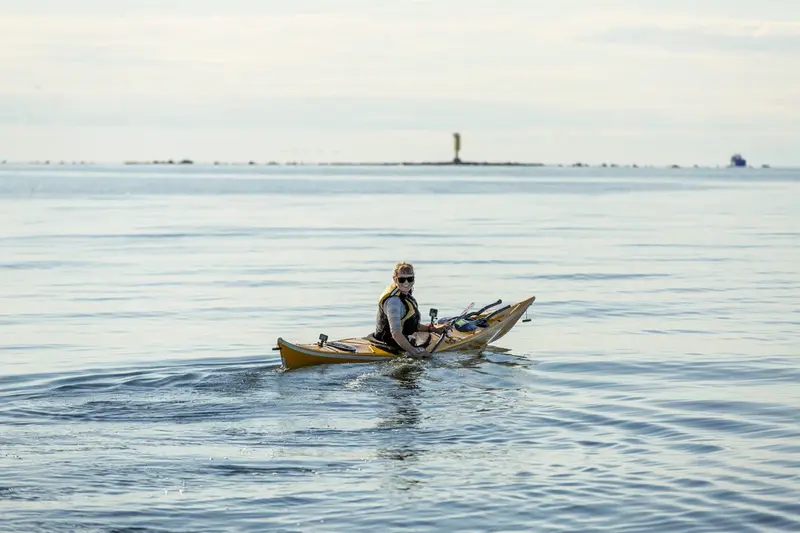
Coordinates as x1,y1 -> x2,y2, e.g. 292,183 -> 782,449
730,154 -> 747,167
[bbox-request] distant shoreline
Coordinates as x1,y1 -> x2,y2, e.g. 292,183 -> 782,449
125,160 -> 550,167
0,160 -> 774,169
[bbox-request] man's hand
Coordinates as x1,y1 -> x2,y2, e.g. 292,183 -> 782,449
406,346 -> 432,359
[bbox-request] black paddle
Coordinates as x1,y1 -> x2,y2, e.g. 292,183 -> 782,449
464,298 -> 502,319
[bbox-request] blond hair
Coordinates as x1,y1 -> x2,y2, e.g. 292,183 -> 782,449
392,262 -> 414,279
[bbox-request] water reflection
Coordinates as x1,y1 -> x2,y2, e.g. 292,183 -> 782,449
377,361 -> 423,433
452,346 -> 528,369
375,361 -> 424,467
373,361 -> 429,493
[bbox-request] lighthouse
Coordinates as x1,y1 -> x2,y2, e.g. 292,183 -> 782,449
453,132 -> 462,164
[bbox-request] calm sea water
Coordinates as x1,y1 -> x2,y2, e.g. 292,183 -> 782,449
1,164 -> 798,533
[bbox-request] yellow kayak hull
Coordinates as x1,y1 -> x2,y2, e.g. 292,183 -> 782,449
277,295 -> 535,370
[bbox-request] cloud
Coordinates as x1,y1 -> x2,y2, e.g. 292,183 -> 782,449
3,93 -> 796,136
0,13 -> 611,104
594,18 -> 800,56
3,13 -> 797,101
1,5 -> 798,163
1,12 -> 797,130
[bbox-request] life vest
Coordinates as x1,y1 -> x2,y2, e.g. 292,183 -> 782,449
373,284 -> 421,348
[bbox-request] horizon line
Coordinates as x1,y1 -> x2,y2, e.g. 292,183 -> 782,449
0,159 -> 779,169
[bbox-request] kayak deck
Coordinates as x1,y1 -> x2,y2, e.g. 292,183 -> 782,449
277,295 -> 535,370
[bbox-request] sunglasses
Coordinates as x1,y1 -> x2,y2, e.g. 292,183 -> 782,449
397,276 -> 415,284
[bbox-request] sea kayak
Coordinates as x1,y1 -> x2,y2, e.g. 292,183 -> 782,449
277,295 -> 535,370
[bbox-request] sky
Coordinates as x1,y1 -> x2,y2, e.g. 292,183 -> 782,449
1,0 -> 799,165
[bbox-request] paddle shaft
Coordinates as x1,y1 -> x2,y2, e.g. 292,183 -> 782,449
429,302 -> 475,355
465,299 -> 502,319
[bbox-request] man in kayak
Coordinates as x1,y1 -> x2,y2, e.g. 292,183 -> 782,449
373,262 -> 450,358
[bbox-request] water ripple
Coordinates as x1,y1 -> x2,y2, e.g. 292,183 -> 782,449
2,166 -> 798,532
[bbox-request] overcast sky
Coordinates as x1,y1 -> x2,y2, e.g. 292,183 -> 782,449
1,0 -> 798,165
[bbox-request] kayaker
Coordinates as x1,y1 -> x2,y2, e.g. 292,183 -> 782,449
373,262 -> 449,358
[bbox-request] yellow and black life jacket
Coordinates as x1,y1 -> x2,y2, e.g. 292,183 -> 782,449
373,284 -> 421,348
